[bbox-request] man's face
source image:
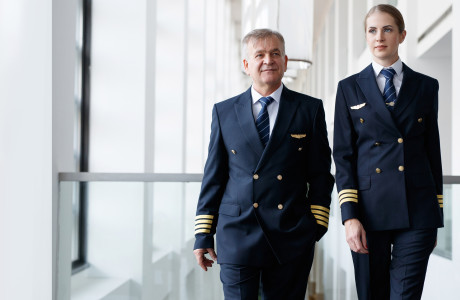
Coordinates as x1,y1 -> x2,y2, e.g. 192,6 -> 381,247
243,36 -> 288,93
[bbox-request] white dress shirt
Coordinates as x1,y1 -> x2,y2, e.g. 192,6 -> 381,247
372,58 -> 404,97
251,84 -> 283,136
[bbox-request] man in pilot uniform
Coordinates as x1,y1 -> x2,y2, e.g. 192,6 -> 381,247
193,28 -> 334,299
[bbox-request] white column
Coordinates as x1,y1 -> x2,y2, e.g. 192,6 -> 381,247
0,0 -> 52,299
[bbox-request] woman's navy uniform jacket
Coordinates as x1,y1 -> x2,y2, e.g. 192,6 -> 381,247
333,63 -> 443,231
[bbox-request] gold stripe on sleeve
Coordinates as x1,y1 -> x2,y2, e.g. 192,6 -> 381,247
339,198 -> 358,206
195,219 -> 213,225
316,219 -> 329,228
195,228 -> 211,234
338,189 -> 358,197
311,209 -> 329,218
314,215 -> 329,223
310,205 -> 330,213
339,193 -> 358,201
195,215 -> 214,220
195,224 -> 212,229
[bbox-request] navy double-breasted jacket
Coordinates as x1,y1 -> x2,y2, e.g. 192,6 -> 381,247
194,86 -> 334,266
333,63 -> 443,231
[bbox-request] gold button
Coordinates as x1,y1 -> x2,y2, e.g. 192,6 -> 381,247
398,138 -> 403,144
376,168 -> 381,174
298,147 -> 303,151
253,174 -> 259,180
375,142 -> 381,146
418,117 -> 423,123
253,203 -> 259,208
278,204 -> 283,210
277,175 -> 283,180
399,166 -> 404,171
231,149 -> 236,154
360,118 -> 364,124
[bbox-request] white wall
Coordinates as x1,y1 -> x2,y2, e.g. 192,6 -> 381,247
0,0 -> 52,299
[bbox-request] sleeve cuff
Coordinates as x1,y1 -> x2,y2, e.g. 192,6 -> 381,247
437,195 -> 443,208
195,214 -> 215,234
338,189 -> 358,206
339,189 -> 359,224
311,205 -> 330,229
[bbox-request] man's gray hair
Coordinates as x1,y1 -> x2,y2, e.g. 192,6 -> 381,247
242,28 -> 286,60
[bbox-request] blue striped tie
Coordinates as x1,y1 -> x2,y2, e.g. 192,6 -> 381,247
256,96 -> 274,147
381,68 -> 397,109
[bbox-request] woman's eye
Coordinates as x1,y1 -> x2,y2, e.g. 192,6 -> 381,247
368,29 -> 376,34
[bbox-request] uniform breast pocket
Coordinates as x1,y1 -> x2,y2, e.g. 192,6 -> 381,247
358,176 -> 371,191
289,133 -> 308,153
219,203 -> 241,217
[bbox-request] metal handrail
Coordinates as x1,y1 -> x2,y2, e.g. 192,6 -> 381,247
59,172 -> 203,182
59,172 -> 460,184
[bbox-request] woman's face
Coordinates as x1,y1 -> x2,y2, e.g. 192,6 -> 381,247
365,11 -> 406,66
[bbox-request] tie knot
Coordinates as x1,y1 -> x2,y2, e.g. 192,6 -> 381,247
259,96 -> 274,107
381,68 -> 396,80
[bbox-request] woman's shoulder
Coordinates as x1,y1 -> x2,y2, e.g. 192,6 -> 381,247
403,64 -> 438,85
338,64 -> 373,86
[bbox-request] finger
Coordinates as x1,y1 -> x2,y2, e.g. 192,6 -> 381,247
207,248 -> 217,261
193,249 -> 208,271
347,239 -> 357,252
360,229 -> 369,254
354,240 -> 365,254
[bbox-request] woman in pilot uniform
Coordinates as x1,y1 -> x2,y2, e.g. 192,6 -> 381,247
333,4 -> 443,300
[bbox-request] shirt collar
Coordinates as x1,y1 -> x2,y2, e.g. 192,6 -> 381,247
372,58 -> 403,77
251,84 -> 283,104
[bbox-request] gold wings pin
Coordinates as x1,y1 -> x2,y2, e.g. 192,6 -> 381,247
350,103 -> 367,110
291,134 -> 306,139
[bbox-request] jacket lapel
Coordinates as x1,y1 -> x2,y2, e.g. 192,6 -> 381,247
255,87 -> 299,171
234,88 -> 264,158
356,64 -> 400,135
392,63 -> 419,119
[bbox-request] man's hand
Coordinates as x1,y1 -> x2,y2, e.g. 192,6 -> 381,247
345,218 -> 369,254
193,248 -> 217,271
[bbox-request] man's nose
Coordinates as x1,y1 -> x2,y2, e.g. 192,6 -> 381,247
263,54 -> 273,64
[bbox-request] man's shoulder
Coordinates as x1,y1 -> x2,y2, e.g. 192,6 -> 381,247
215,89 -> 251,108
284,87 -> 322,106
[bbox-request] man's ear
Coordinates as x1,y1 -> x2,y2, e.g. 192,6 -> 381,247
243,59 -> 250,75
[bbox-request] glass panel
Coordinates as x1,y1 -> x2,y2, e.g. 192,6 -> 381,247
71,182 -> 80,262
433,183 -> 453,259
60,180 -> 223,300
